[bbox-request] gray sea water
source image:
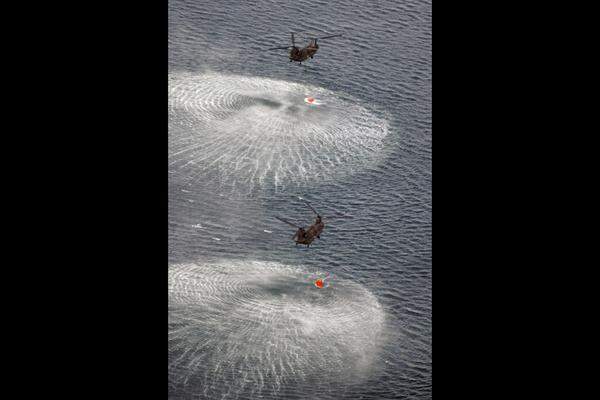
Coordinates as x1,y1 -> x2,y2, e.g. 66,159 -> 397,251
169,0 -> 431,398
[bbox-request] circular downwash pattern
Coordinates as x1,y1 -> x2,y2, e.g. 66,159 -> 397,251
169,261 -> 386,398
169,72 -> 389,191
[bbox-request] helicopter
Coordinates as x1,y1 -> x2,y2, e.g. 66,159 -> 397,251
275,197 -> 350,247
268,32 -> 342,64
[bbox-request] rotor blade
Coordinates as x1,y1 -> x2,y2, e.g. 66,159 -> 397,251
301,199 -> 319,216
275,216 -> 302,229
268,46 -> 292,50
316,34 -> 342,40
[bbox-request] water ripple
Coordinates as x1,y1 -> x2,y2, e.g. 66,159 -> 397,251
169,261 -> 386,398
169,72 -> 389,193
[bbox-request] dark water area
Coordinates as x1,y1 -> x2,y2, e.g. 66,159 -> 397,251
169,0 -> 431,398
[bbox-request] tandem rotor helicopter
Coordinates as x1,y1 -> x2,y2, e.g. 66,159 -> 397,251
268,32 -> 343,64
275,197 -> 351,247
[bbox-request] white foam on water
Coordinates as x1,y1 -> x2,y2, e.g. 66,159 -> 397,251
168,261 -> 386,397
169,72 -> 389,192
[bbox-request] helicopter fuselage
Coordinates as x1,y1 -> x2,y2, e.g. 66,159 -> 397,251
294,220 -> 324,246
269,33 -> 341,64
275,199 -> 345,248
289,44 -> 319,62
